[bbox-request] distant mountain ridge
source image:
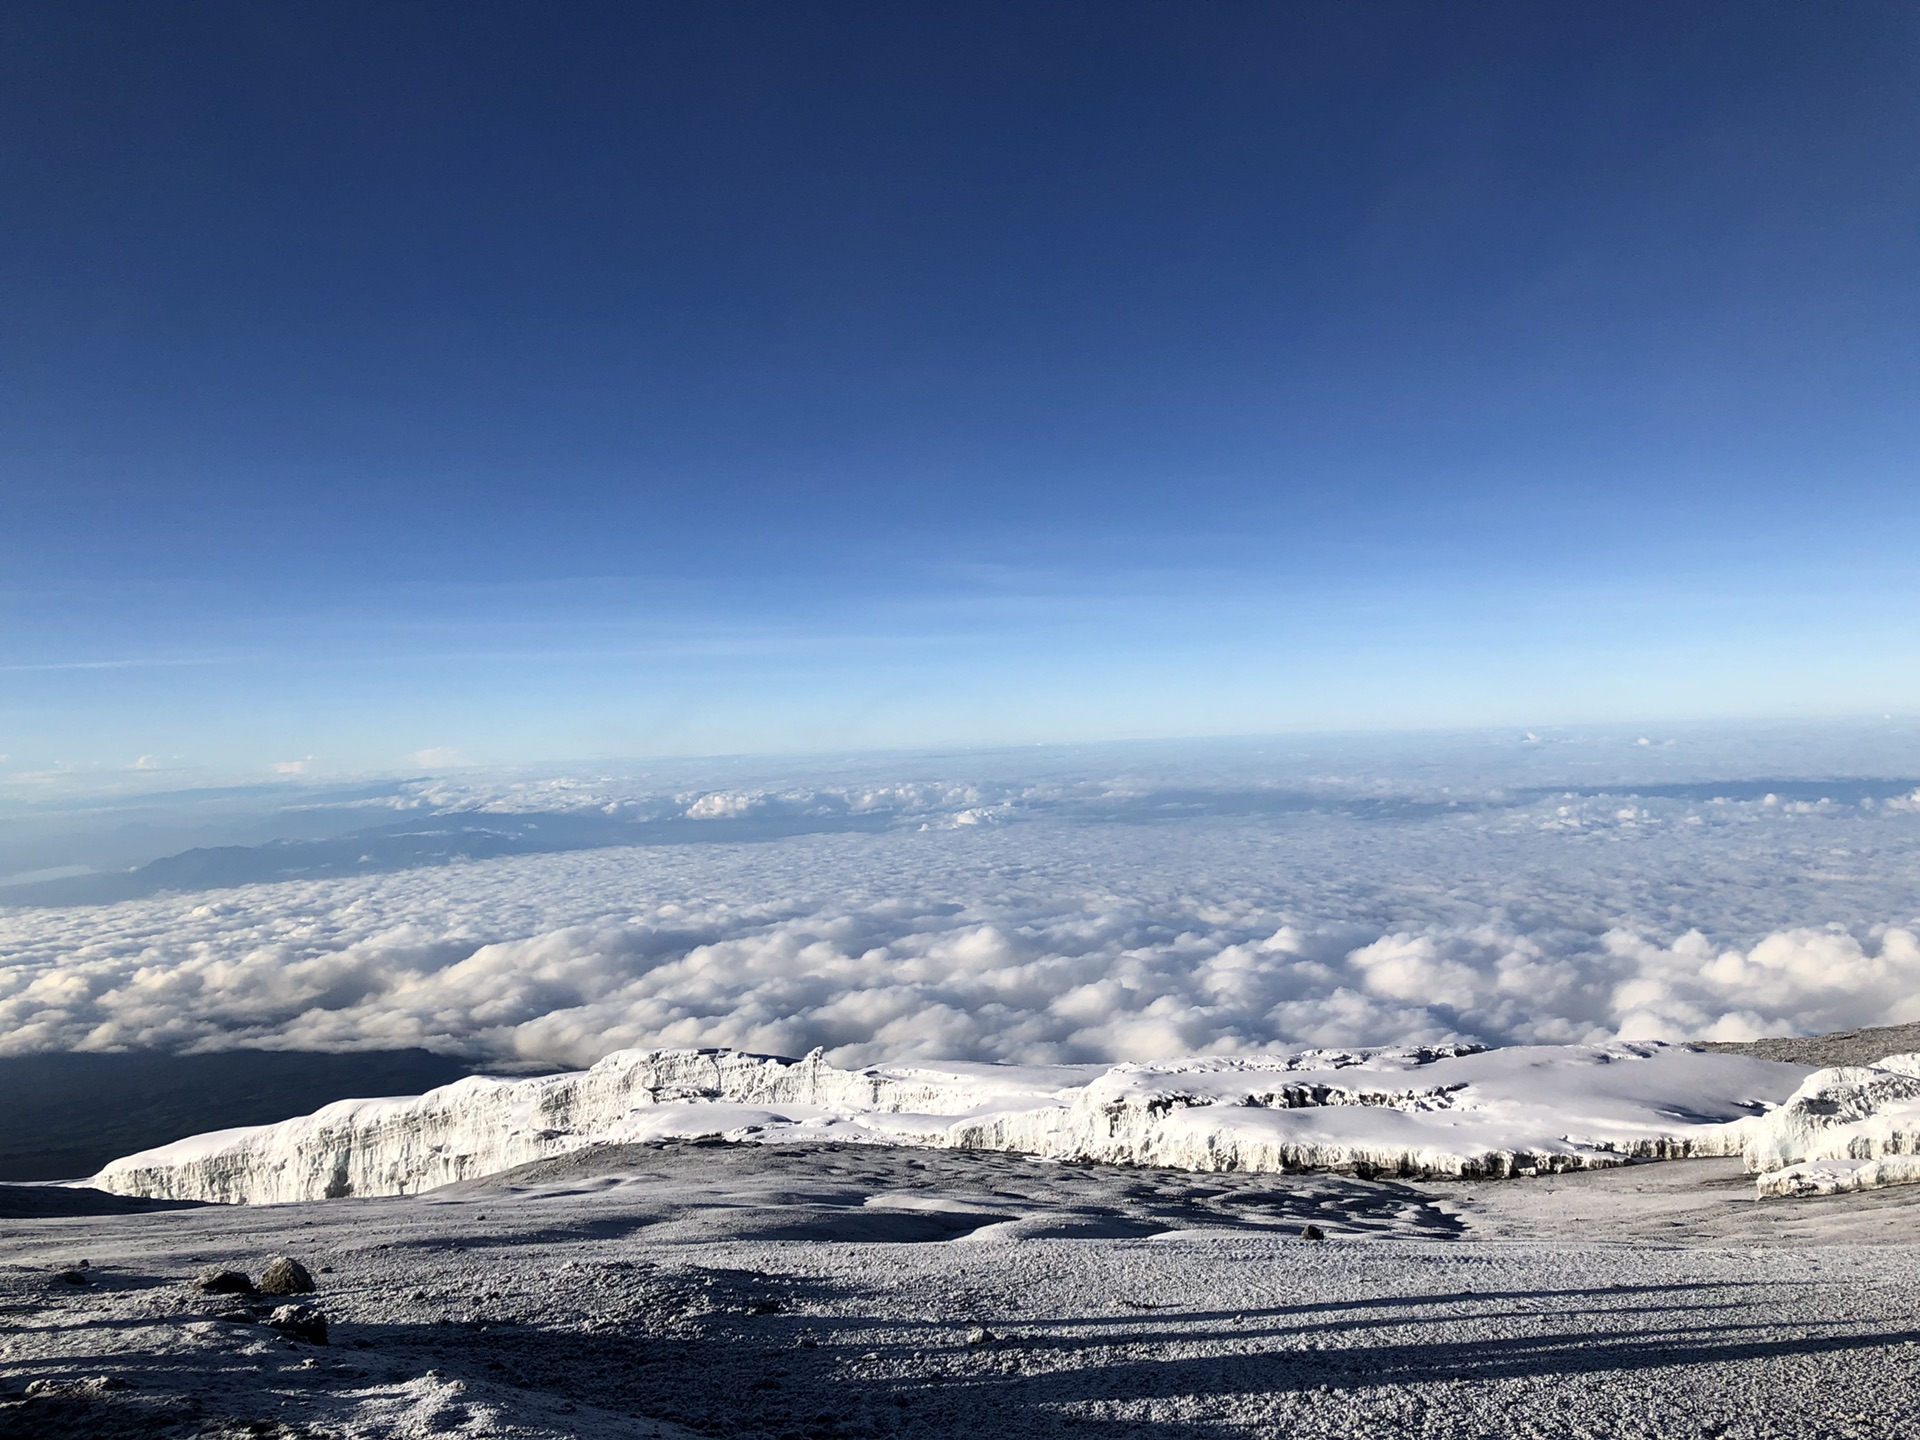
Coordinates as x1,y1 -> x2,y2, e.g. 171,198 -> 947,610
0,808 -> 896,908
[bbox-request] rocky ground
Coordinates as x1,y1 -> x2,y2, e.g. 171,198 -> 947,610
5,1141 -> 1920,1439
1701,1019 -> 1920,1069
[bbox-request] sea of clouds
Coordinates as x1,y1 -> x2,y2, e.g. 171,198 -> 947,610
4,731 -> 1920,1068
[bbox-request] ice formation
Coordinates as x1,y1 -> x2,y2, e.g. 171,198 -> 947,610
92,1042 -> 1804,1205
1743,1054 -> 1920,1196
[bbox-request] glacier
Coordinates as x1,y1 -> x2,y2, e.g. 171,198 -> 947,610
91,1042 -> 1806,1205
1743,1053 -> 1920,1196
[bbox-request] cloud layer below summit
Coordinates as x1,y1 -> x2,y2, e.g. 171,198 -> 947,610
6,741 -> 1920,1068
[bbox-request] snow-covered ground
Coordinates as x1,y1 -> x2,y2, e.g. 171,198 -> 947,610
92,1042 -> 1805,1204
10,1142 -> 1920,1440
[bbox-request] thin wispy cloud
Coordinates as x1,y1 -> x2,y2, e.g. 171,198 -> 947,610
0,656 -> 244,673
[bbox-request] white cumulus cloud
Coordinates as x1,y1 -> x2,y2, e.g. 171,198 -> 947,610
4,756 -> 1920,1070
9,737 -> 1920,1065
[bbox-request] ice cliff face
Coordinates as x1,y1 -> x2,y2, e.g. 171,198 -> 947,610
91,1042 -> 1805,1205
91,1047 -> 1075,1205
1743,1054 -> 1920,1196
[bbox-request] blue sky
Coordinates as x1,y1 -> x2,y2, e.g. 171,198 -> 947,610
3,2 -> 1918,778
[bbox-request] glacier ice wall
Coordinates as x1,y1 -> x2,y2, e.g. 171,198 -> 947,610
91,1042 -> 1804,1205
1744,1054 -> 1920,1196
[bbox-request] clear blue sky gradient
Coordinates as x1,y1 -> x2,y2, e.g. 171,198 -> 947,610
3,2 -> 1917,775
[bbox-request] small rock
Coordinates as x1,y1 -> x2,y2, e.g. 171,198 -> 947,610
267,1304 -> 329,1345
197,1269 -> 256,1295
963,1327 -> 995,1346
1299,1224 -> 1326,1240
259,1256 -> 316,1295
25,1375 -> 127,1398
53,1268 -> 89,1286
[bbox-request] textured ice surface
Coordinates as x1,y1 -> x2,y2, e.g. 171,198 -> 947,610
1743,1053 -> 1920,1195
93,1041 -> 1806,1204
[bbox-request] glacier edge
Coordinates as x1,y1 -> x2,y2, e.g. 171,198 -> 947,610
89,1042 -> 1807,1205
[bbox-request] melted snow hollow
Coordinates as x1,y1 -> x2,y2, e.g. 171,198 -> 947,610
90,1043 -> 1807,1205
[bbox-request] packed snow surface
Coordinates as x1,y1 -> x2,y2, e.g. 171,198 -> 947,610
92,1042 -> 1806,1204
23,1144 -> 1920,1440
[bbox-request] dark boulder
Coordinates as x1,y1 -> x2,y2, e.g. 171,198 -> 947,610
196,1269 -> 256,1294
259,1256 -> 316,1295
